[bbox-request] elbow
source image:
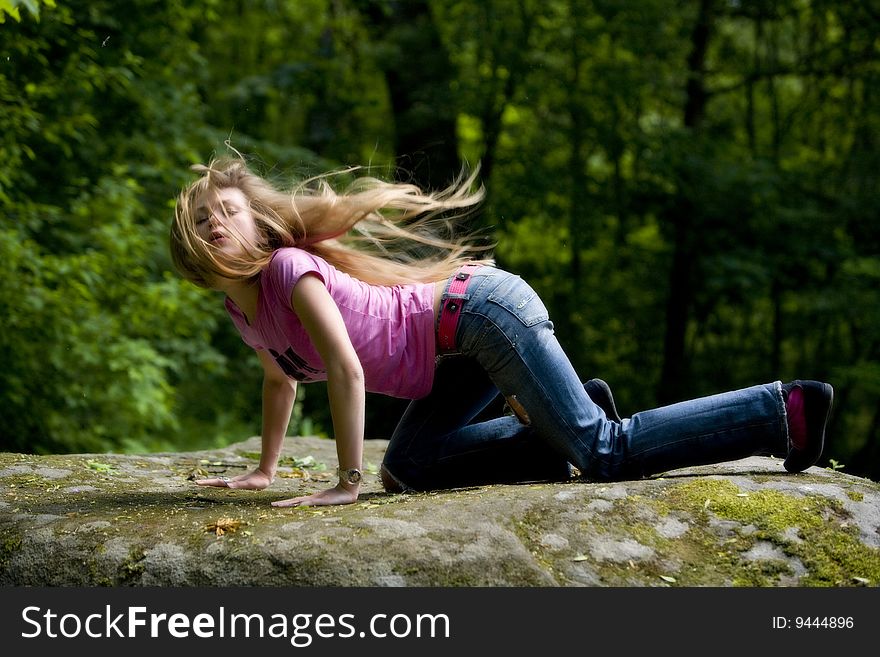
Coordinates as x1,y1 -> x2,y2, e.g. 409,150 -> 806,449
345,362 -> 366,387
329,358 -> 364,388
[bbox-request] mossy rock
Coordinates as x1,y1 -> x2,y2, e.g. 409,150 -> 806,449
1,437 -> 878,586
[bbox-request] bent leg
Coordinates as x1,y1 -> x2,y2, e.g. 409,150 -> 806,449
468,316 -> 788,480
453,272 -> 788,482
382,355 -> 569,491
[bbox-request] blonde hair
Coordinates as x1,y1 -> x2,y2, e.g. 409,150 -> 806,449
170,156 -> 493,288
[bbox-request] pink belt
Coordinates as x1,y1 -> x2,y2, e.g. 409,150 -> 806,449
437,264 -> 481,354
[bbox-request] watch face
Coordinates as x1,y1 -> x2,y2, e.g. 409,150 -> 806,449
340,468 -> 362,484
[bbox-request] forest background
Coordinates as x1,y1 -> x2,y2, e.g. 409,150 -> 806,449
2,0 -> 879,480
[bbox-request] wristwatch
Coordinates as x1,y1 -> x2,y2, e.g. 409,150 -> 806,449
337,467 -> 363,485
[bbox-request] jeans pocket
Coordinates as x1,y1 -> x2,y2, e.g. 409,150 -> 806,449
486,274 -> 549,327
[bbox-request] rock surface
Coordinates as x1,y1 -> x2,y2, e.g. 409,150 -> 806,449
1,437 -> 879,586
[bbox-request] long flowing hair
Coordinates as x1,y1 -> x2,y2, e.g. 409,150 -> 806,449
170,156 -> 493,288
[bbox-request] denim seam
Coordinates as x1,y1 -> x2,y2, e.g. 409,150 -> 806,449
486,289 -> 547,327
625,418 -> 780,460
434,440 -> 520,464
459,309 -> 497,354
399,407 -> 445,468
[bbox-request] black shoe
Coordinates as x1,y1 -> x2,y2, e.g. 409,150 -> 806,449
782,380 -> 833,473
584,378 -> 622,423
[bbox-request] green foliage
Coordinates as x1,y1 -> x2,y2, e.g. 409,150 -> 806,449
0,175 -> 224,453
0,0 -> 55,24
0,0 -> 274,454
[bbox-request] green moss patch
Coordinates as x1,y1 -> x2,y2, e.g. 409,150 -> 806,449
662,479 -> 880,586
0,532 -> 22,574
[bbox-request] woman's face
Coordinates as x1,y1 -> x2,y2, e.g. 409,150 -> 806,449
195,187 -> 260,259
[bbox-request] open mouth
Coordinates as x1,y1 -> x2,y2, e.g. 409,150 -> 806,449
209,231 -> 226,244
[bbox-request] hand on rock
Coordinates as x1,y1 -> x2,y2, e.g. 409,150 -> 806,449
195,467 -> 273,490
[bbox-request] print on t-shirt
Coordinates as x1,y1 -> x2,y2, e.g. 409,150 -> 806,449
269,347 -> 322,381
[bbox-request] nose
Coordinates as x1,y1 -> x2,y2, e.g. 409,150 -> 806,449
203,207 -> 224,227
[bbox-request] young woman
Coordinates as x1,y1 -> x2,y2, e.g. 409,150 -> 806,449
170,157 -> 833,508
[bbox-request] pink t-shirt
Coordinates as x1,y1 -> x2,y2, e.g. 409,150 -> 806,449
225,248 -> 437,399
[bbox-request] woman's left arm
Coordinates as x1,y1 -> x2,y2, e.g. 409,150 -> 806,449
271,273 -> 365,508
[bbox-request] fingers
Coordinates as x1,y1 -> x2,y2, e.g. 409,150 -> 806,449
194,477 -> 271,491
194,477 -> 232,488
270,489 -> 356,508
270,496 -> 310,508
192,467 -> 272,491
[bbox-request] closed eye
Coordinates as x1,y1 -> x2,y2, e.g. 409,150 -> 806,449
195,203 -> 237,225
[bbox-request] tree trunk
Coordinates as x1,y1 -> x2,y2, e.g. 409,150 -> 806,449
657,0 -> 715,404
359,0 -> 460,190
568,38 -> 587,288
477,0 -> 533,188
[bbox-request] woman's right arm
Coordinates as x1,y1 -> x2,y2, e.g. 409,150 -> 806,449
195,350 -> 297,490
256,349 -> 298,481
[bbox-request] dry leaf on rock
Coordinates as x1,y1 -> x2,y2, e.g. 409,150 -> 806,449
205,517 -> 243,536
186,467 -> 210,481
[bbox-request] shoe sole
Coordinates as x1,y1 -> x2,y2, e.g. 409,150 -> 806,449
783,382 -> 833,473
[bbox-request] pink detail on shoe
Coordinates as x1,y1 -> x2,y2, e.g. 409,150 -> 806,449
787,386 -> 807,450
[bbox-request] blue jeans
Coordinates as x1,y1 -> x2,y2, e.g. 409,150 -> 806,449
382,267 -> 789,491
